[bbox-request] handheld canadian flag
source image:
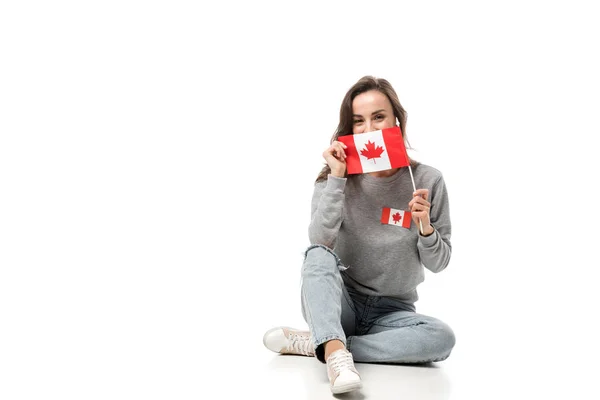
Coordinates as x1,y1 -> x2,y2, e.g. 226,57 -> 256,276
381,207 -> 412,229
337,126 -> 410,174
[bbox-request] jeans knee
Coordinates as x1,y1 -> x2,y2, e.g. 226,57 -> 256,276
304,244 -> 338,261
433,323 -> 456,356
302,245 -> 346,278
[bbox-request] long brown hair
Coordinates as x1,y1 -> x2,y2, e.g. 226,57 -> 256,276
315,76 -> 417,182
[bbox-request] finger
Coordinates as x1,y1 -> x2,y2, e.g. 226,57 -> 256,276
413,192 -> 428,202
413,189 -> 429,201
409,197 -> 430,209
323,147 -> 338,161
411,202 -> 430,213
333,143 -> 346,159
325,145 -> 345,164
411,211 -> 430,223
328,145 -> 340,159
410,198 -> 429,210
410,196 -> 429,205
333,140 -> 347,149
412,207 -> 430,217
417,198 -> 431,208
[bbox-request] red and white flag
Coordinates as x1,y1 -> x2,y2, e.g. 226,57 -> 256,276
381,207 -> 412,228
337,126 -> 410,174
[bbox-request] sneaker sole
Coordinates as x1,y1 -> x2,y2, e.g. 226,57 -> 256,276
331,381 -> 363,394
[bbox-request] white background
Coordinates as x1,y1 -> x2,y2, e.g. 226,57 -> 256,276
1,1 -> 599,399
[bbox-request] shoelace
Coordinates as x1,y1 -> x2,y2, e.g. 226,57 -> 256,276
287,332 -> 314,356
328,351 -> 355,373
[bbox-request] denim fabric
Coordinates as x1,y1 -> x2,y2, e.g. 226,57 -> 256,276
301,245 -> 455,364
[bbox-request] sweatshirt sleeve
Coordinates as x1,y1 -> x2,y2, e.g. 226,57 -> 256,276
417,175 -> 452,273
308,175 -> 347,248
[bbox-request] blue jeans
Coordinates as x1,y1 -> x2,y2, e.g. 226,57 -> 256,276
301,245 -> 456,364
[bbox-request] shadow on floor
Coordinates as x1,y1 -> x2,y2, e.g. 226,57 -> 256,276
266,355 -> 451,399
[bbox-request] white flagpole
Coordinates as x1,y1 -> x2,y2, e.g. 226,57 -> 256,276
397,117 -> 424,235
407,164 -> 424,235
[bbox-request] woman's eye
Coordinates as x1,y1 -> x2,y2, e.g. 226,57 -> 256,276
353,120 -> 363,124
375,115 -> 384,120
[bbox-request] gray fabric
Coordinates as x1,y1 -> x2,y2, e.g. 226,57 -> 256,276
308,164 -> 452,302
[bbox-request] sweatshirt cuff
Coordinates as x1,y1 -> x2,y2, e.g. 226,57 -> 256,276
418,226 -> 438,247
326,175 -> 347,192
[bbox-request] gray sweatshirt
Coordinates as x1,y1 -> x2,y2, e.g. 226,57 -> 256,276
308,163 -> 452,303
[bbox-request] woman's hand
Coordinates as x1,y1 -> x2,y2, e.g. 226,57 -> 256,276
409,189 -> 434,236
323,140 -> 347,177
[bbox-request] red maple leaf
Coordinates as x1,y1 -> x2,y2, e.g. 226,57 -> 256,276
392,212 -> 402,224
359,140 -> 385,162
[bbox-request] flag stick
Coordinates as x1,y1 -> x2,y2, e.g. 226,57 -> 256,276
407,164 -> 424,235
397,117 -> 424,235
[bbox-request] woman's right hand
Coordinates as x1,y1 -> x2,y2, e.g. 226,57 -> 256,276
322,140 -> 347,178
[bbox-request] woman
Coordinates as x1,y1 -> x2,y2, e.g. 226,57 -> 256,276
263,76 -> 455,394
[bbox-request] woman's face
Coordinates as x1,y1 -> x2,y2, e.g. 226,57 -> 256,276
351,90 -> 396,134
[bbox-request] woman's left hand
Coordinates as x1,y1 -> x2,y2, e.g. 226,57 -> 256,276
408,189 -> 434,236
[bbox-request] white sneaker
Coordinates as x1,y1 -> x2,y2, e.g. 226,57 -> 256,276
326,349 -> 362,394
263,327 -> 315,357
